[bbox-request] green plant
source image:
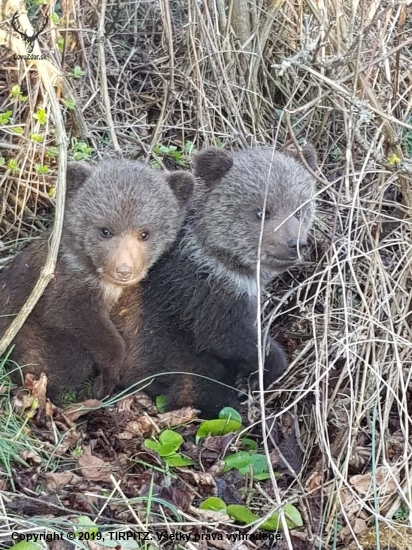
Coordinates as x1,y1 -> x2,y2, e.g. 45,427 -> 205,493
7,158 -> 20,173
394,501 -> 409,522
33,108 -> 47,125
45,146 -> 59,159
152,140 -> 197,168
64,97 -> 76,110
71,138 -> 93,161
56,37 -> 65,52
0,111 -> 13,125
71,66 -> 85,79
34,163 -> 49,174
199,497 -> 303,531
223,450 -> 273,480
51,12 -> 61,25
403,130 -> 412,158
144,429 -> 194,467
30,133 -> 44,143
196,407 -> 242,441
155,395 -> 167,413
10,85 -> 28,102
331,147 -> 342,163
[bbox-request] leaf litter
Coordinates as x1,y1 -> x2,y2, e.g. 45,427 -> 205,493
2,371 -> 311,547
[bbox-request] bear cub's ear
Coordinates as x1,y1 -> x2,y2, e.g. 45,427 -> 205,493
193,148 -> 233,185
66,162 -> 93,198
283,143 -> 317,172
167,171 -> 195,206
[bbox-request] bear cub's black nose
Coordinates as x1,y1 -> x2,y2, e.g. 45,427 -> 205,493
287,238 -> 307,250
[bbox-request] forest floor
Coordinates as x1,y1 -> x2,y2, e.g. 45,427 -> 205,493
0,0 -> 412,548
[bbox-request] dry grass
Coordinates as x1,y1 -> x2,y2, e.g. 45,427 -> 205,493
0,0 -> 412,548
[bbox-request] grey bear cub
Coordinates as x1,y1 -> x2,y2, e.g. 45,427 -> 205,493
0,160 -> 194,402
118,145 -> 317,417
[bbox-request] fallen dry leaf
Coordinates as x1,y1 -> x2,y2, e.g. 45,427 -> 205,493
77,445 -> 113,483
11,389 -> 36,412
64,400 -> 101,422
45,400 -> 58,417
160,486 -> 193,512
208,460 -> 226,477
336,487 -> 362,517
305,472 -> 323,493
157,407 -> 199,428
44,471 -> 82,492
116,395 -> 136,412
117,415 -> 155,439
183,470 -> 216,487
340,517 -> 368,540
20,451 -> 42,465
189,505 -> 232,524
350,465 -> 399,497
24,372 -> 47,410
132,391 -> 158,413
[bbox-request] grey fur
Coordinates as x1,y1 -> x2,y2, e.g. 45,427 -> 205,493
118,145 -> 317,417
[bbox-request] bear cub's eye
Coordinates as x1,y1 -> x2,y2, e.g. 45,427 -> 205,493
256,209 -> 270,220
100,227 -> 113,239
140,231 -> 150,241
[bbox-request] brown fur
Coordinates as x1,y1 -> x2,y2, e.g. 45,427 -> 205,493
0,160 -> 194,403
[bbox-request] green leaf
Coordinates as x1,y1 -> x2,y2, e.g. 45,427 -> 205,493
0,110 -> 13,124
223,451 -> 252,474
11,543 -> 42,550
224,451 -> 271,478
227,505 -> 259,525
159,430 -> 183,449
72,66 -> 85,79
144,430 -> 184,457
155,394 -> 167,413
144,439 -> 162,453
241,438 -> 258,452
164,454 -> 194,467
200,497 -> 227,512
284,503 -> 303,528
184,141 -> 197,154
51,12 -> 61,25
64,98 -> 76,110
219,407 -> 242,424
75,515 -> 98,536
249,453 -> 269,475
34,163 -> 49,174
253,472 -> 271,480
261,504 -> 303,531
11,127 -> 24,135
33,108 -> 47,125
56,37 -> 64,52
30,133 -> 44,143
196,419 -> 241,440
46,146 -> 59,159
10,85 -> 21,97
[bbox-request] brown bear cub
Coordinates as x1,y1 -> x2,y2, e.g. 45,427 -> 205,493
118,145 -> 317,418
0,160 -> 194,403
